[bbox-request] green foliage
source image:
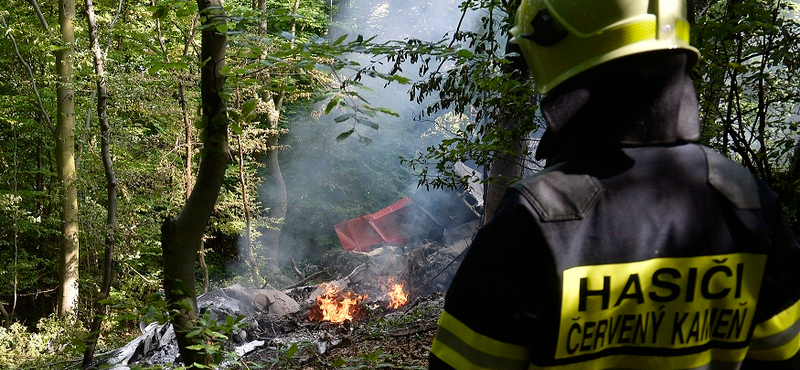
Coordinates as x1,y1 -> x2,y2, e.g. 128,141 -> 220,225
0,315 -> 89,369
330,348 -> 425,370
693,0 -> 800,184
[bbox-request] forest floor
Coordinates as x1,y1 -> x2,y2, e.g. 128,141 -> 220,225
233,291 -> 442,370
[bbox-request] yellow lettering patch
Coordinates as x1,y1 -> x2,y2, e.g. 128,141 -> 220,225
556,253 -> 767,359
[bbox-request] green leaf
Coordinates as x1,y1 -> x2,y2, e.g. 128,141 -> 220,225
331,357 -> 347,367
286,343 -> 299,359
356,118 -> 379,130
457,49 -> 474,58
334,113 -> 355,123
165,62 -> 188,70
211,113 -> 227,128
392,75 -> 411,84
152,6 -> 167,19
336,129 -> 354,142
148,62 -> 163,75
333,34 -> 348,45
373,107 -> 400,117
242,98 -> 257,116
325,96 -> 342,114
231,122 -> 243,135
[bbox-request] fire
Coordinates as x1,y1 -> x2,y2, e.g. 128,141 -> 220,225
387,282 -> 408,309
313,282 -> 365,323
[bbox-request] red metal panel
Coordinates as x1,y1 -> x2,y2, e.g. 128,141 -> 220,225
334,196 -> 414,252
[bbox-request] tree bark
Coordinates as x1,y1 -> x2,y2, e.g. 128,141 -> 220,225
82,0 -> 117,365
56,0 -> 79,318
161,1 -> 227,367
263,96 -> 287,274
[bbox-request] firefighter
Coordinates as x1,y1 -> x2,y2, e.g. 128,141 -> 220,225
428,0 -> 800,369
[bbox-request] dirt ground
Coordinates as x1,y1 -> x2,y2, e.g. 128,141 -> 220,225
236,292 -> 443,370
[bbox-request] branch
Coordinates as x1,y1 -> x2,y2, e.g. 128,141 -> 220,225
0,16 -> 54,135
27,0 -> 48,29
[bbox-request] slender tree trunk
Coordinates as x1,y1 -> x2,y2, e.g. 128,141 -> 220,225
791,137 -> 800,182
182,84 -> 194,200
263,96 -> 286,274
260,1 -> 298,276
82,0 -> 117,365
237,135 -> 259,286
161,1 -> 227,366
56,0 -> 79,318
484,40 -> 528,222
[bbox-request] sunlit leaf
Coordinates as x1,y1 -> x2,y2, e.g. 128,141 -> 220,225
325,96 -> 342,114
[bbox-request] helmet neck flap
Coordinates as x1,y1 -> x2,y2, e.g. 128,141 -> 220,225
534,50 -> 701,163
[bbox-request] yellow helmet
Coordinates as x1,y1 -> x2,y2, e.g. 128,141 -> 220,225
510,0 -> 700,95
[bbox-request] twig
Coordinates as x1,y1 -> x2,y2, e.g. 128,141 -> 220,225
280,270 -> 327,290
128,265 -> 157,284
290,257 -> 304,279
343,262 -> 368,281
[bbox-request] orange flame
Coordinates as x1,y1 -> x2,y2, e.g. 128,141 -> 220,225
314,282 -> 365,323
387,282 -> 408,309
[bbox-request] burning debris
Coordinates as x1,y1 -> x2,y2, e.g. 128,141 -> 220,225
309,282 -> 366,323
386,280 -> 408,309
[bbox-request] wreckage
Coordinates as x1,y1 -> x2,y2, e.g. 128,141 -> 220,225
99,176 -> 482,369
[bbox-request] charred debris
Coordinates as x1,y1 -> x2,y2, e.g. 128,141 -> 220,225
98,182 -> 483,369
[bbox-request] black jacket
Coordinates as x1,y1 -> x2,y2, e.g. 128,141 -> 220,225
429,51 -> 800,370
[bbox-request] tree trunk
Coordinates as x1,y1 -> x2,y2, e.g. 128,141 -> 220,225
161,1 -> 227,367
82,0 -> 117,365
484,142 -> 525,222
56,0 -> 79,318
791,137 -> 800,182
483,40 -> 528,223
263,96 -> 287,274
237,135 -> 259,286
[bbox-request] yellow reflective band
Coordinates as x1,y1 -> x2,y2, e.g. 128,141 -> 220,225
753,299 -> 800,337
588,20 -> 657,57
677,19 -> 691,43
747,299 -> 800,360
528,348 -> 747,370
431,310 -> 530,370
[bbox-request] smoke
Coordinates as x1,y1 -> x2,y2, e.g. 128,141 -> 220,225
249,0 -> 486,271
